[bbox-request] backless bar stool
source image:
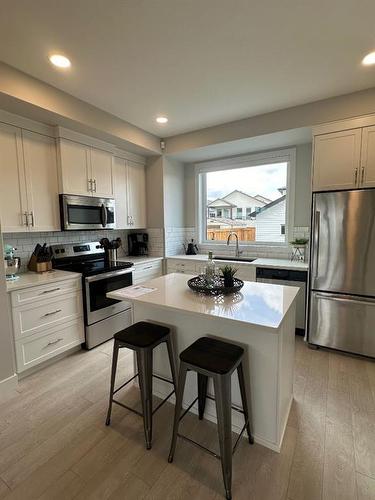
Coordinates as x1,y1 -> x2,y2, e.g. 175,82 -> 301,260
106,321 -> 177,449
168,337 -> 253,500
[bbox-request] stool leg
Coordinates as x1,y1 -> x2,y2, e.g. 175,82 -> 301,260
137,349 -> 153,449
237,361 -> 254,444
165,334 -> 178,391
197,373 -> 208,420
168,362 -> 188,463
213,374 -> 233,500
105,339 -> 120,426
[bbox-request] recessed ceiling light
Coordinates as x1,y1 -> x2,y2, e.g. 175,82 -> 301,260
362,52 -> 375,66
49,54 -> 71,68
156,116 -> 168,124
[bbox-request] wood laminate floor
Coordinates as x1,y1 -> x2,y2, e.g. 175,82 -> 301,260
0,338 -> 374,500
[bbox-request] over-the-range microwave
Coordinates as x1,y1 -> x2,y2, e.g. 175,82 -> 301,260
59,194 -> 116,231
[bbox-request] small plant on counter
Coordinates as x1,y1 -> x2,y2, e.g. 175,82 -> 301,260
220,265 -> 238,288
290,237 -> 309,247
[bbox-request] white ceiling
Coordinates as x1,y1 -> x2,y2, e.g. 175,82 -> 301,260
1,0 -> 375,137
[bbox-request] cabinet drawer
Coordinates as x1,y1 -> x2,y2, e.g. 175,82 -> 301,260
133,260 -> 163,284
12,291 -> 83,339
11,278 -> 81,307
15,319 -> 84,373
167,260 -> 198,274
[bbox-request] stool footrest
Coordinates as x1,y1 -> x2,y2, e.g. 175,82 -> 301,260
111,373 -> 175,419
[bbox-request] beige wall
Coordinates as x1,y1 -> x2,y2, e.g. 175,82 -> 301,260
166,87 -> 375,155
0,62 -> 160,156
184,143 -> 312,229
145,156 -> 164,228
0,230 -> 15,386
163,158 -> 185,227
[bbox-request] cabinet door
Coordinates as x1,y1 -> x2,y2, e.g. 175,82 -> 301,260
90,147 -> 114,197
360,126 -> 375,188
0,123 -> 28,232
113,156 -> 129,229
127,161 -> 146,228
58,139 -> 91,196
22,131 -> 60,232
313,129 -> 362,191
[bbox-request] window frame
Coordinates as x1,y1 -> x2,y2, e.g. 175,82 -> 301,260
195,148 -> 296,247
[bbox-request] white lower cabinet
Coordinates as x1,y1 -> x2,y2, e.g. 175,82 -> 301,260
10,277 -> 84,373
166,258 -> 256,281
15,320 -> 84,372
133,260 -> 163,284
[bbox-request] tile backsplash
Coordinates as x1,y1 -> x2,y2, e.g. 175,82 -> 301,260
3,228 -> 164,273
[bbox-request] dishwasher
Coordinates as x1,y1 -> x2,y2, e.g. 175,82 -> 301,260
256,267 -> 308,335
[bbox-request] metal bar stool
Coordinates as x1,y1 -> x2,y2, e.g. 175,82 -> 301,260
106,321 -> 177,450
168,337 -> 253,500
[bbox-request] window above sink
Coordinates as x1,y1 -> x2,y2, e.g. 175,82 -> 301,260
196,148 -> 296,247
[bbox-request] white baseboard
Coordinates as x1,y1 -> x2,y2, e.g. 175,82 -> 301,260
0,373 -> 18,398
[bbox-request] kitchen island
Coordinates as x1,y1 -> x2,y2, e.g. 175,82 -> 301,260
108,273 -> 299,452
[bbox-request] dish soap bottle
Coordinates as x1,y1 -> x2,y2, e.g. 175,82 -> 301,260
205,251 -> 216,284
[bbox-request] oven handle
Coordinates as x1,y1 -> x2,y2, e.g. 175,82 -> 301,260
101,204 -> 108,227
85,267 -> 134,283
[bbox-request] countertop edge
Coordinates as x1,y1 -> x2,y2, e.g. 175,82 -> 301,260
6,271 -> 82,293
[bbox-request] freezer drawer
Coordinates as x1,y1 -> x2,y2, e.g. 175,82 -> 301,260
309,291 -> 375,357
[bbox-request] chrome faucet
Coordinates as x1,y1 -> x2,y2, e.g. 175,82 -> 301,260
226,232 -> 242,258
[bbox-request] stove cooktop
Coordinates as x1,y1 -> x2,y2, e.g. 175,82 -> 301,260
53,259 -> 134,277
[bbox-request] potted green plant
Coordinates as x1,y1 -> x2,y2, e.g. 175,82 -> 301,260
220,265 -> 238,288
290,237 -> 309,247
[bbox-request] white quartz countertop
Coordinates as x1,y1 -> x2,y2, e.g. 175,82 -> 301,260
116,256 -> 163,265
6,269 -> 82,292
167,254 -> 308,271
107,273 -> 299,330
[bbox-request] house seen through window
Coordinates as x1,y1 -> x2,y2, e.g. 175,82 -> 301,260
205,162 -> 288,243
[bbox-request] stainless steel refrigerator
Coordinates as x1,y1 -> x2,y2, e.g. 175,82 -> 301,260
308,189 -> 375,358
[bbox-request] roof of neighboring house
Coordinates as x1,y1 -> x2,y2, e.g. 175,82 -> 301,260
248,195 -> 286,217
222,190 -> 268,206
254,194 -> 272,204
207,198 -> 236,208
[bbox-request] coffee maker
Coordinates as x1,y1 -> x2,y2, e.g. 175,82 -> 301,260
128,233 -> 148,256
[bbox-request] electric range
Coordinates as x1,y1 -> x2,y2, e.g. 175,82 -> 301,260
51,241 -> 134,349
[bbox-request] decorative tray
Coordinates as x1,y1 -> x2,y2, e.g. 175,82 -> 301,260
187,275 -> 244,295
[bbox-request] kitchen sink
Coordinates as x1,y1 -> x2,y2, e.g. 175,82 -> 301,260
213,256 -> 256,263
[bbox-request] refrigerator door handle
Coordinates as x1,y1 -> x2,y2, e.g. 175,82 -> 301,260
313,210 -> 320,279
315,292 -> 375,306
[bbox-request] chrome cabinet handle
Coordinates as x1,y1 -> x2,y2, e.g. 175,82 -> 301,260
361,166 -> 365,185
93,179 -> 97,193
88,179 -> 92,192
45,338 -> 63,347
23,211 -> 29,227
142,266 -> 153,270
28,211 -> 34,227
354,167 -> 358,186
40,288 -> 60,295
43,309 -> 62,317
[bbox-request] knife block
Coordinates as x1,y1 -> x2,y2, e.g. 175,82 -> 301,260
28,254 -> 52,273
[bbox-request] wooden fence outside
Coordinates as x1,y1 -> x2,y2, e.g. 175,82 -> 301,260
207,227 -> 256,241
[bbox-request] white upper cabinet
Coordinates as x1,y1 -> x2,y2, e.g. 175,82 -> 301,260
127,161 -> 146,228
89,147 -> 113,197
0,123 -> 27,232
360,126 -> 375,188
313,129 -> 362,191
58,139 -> 91,196
22,131 -> 60,232
58,139 -> 114,198
0,124 -> 60,232
113,156 -> 128,229
113,157 -> 146,229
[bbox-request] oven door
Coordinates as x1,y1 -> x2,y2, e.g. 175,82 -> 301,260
84,269 -> 133,325
60,194 -> 116,230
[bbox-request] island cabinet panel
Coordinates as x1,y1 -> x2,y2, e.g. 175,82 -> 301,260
132,302 -> 294,451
